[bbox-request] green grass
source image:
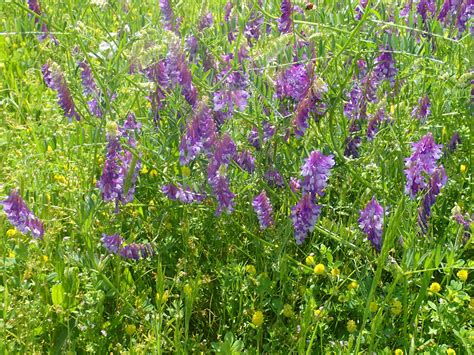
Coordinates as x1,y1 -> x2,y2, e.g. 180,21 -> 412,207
0,0 -> 472,353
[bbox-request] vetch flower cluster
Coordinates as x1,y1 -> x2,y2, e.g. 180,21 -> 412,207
358,197 -> 384,252
42,62 -> 80,121
102,233 -> 154,260
252,191 -> 274,230
1,190 -> 44,239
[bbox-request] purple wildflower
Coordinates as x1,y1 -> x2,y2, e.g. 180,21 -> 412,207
367,108 -> 386,140
291,194 -> 321,245
344,84 -> 365,120
276,64 -> 309,102
448,132 -> 461,152
1,190 -> 44,239
119,243 -> 154,260
289,177 -> 301,193
199,11 -> 213,30
208,169 -> 235,215
278,0 -> 293,33
213,67 -> 249,122
358,197 -> 384,252
262,121 -> 275,141
404,133 -> 443,198
245,4 -> 264,44
252,191 -> 274,229
373,49 -> 398,87
235,150 -> 256,173
159,0 -> 176,32
248,127 -> 260,149
301,151 -> 335,197
101,233 -> 124,254
416,0 -> 437,23
418,166 -> 447,233
344,121 -> 361,158
42,62 -> 80,121
293,76 -> 328,137
162,183 -> 205,203
264,168 -> 285,188
97,117 -> 141,210
411,95 -> 431,121
179,102 -> 217,165
355,0 -> 369,20
224,1 -> 233,22
78,61 -> 97,96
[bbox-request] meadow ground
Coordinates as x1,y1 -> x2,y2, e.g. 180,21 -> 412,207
0,0 -> 472,353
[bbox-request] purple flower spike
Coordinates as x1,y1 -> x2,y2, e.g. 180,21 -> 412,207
101,233 -> 124,254
42,62 -> 80,121
208,170 -> 235,216
179,102 -> 217,165
291,194 -> 321,245
301,151 -> 335,197
289,177 -> 301,193
411,95 -> 431,121
373,49 -> 398,87
78,61 -> 97,96
1,190 -> 44,239
162,183 -> 205,203
367,108 -> 386,140
358,197 -> 384,252
159,0 -> 177,32
418,166 -> 447,233
248,127 -> 260,149
264,168 -> 285,188
252,191 -> 274,230
199,11 -> 213,30
276,64 -> 309,102
278,0 -> 293,33
404,133 -> 443,198
235,150 -> 256,173
119,243 -> 155,260
448,132 -> 461,152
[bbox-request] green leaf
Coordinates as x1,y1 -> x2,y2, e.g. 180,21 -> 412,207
51,284 -> 65,306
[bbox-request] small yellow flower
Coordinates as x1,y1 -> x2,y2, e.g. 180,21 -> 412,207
182,166 -> 191,177
252,311 -> 264,327
183,284 -> 192,296
369,301 -> 378,312
305,255 -> 315,266
348,281 -> 359,290
42,255 -> 49,263
391,299 -> 402,316
460,164 -> 467,174
124,324 -> 136,336
446,349 -> 456,355
347,320 -> 357,333
331,268 -> 340,277
149,169 -> 158,177
429,282 -> 441,293
156,290 -> 169,303
282,304 -> 293,318
8,251 -> 15,258
457,269 -> 468,282
245,265 -> 256,275
140,165 -> 149,174
394,349 -> 404,355
54,174 -> 67,184
47,145 -> 53,153
313,263 -> 325,275
314,309 -> 322,318
6,228 -> 17,238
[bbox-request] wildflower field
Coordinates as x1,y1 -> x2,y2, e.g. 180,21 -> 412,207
1,0 -> 473,353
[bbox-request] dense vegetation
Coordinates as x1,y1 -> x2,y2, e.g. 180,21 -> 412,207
1,0 -> 472,353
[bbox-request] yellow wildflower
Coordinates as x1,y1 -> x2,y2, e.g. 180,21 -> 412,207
245,264 -> 256,275
391,299 -> 402,316
457,269 -> 468,282
347,320 -> 357,333
314,263 -> 325,275
252,311 -> 264,327
6,228 -> 17,238
429,282 -> 441,293
305,255 -> 315,266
